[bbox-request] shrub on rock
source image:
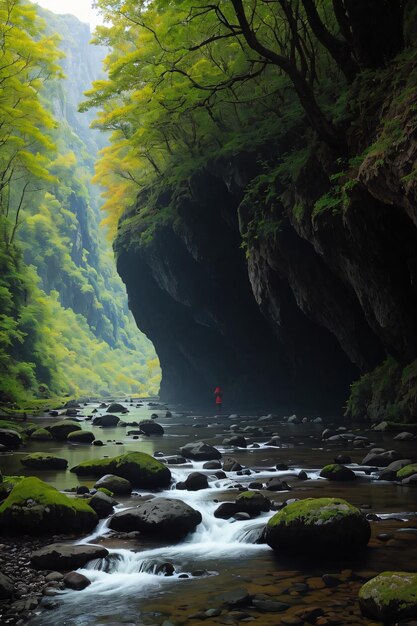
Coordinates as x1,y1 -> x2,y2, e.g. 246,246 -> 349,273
48,420 -> 81,440
320,464 -> 356,481
109,497 -> 202,538
71,451 -> 171,488
0,477 -> 97,533
359,572 -> 417,622
20,453 -> 68,470
265,497 -> 370,556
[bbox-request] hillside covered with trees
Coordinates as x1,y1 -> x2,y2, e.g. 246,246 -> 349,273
0,1 -> 160,405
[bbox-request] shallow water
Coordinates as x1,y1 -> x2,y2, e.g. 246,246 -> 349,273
2,400 -> 416,625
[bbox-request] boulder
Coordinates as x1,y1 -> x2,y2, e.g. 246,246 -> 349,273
0,572 -> 14,599
92,414 -> 119,427
397,464 -> 417,481
138,420 -> 164,435
67,430 -> 95,443
359,572 -> 417,622
31,543 -> 108,570
178,472 -> 208,491
235,491 -> 271,515
109,497 -> 202,538
89,491 -> 116,518
362,450 -> 401,467
202,460 -> 221,470
265,478 -> 290,491
94,474 -> 132,495
20,453 -> 68,470
214,502 -> 238,519
71,452 -> 171,488
179,441 -> 221,461
223,457 -> 242,472
30,428 -> 52,441
48,420 -> 82,440
63,572 -> 91,590
319,464 -> 356,481
394,432 -> 415,441
0,429 -> 22,449
106,403 -> 126,413
222,435 -> 247,448
0,477 -> 97,533
265,497 -> 371,556
378,459 -> 413,481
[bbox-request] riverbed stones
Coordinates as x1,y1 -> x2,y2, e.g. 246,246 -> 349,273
63,571 -> 91,590
109,497 -> 202,538
359,572 -> 417,622
138,420 -> 164,435
319,464 -> 356,481
48,420 -> 82,440
179,441 -> 222,460
0,477 -> 97,533
20,453 -> 68,470
265,497 -> 371,556
0,429 -> 22,448
92,414 -> 119,427
71,451 -> 171,488
94,474 -> 132,495
67,430 -> 95,443
31,543 -> 108,570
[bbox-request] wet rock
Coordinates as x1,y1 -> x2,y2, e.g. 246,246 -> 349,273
177,472 -> 208,491
359,572 -> 417,622
89,491 -> 116,518
180,441 -> 222,460
48,420 -> 81,440
252,598 -> 289,612
276,463 -> 289,470
45,572 -> 64,582
235,491 -> 271,514
214,502 -> 237,519
106,403 -> 126,413
394,432 -> 415,441
109,497 -> 202,538
63,572 -> 91,590
320,464 -> 356,481
31,544 -> 108,570
20,453 -> 68,470
166,455 -> 187,465
0,429 -> 22,449
218,587 -> 251,607
30,428 -> 52,441
264,478 -> 290,491
92,414 -> 120,427
298,471 -> 308,481
93,439 -> 104,446
223,457 -> 242,472
94,474 -> 132,495
265,497 -> 371,556
334,454 -> 351,464
397,464 -> 417,481
266,436 -> 281,446
138,420 -> 164,435
222,435 -> 247,448
156,562 -> 175,576
215,471 -> 227,479
379,459 -> 413,481
203,460 -> 221,469
248,481 -> 263,489
234,512 -> 251,520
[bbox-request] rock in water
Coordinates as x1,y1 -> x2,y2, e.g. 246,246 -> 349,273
359,572 -> 417,622
177,472 -> 208,491
63,572 -> 91,590
106,403 -> 126,413
48,420 -> 82,440
0,429 -> 22,449
20,453 -> 68,470
109,497 -> 202,538
265,497 -> 370,556
67,430 -> 95,443
94,474 -> 132,495
31,544 -> 108,570
180,441 -> 221,460
71,451 -> 171,488
92,414 -> 119,427
0,477 -> 97,533
30,428 -> 52,441
138,420 -> 164,435
235,491 -> 271,514
319,464 -> 356,481
89,491 -> 116,518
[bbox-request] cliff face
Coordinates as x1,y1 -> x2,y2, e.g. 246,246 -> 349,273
115,40 -> 417,415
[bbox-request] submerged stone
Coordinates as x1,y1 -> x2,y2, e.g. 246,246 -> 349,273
359,572 -> 417,622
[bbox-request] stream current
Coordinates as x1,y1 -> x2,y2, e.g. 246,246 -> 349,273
2,401 -> 417,625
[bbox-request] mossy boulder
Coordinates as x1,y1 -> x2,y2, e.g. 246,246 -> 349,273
67,430 -> 95,443
0,476 -> 24,501
236,491 -> 271,515
71,451 -> 171,488
20,453 -> 68,470
359,572 -> 417,622
0,477 -> 97,533
48,420 -> 82,440
397,463 -> 417,480
265,497 -> 370,557
0,429 -> 22,449
96,487 -> 114,497
320,464 -> 356,481
30,428 -> 52,441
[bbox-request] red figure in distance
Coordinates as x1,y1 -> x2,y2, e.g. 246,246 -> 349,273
214,386 -> 222,408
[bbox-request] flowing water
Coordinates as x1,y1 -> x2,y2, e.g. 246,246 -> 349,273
3,401 -> 417,625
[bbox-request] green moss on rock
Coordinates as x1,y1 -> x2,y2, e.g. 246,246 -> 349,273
320,464 -> 356,481
71,451 -> 171,488
67,430 -> 95,443
20,453 -> 68,470
397,464 -> 417,480
0,477 -> 97,533
0,476 -> 24,501
48,420 -> 82,440
265,497 -> 370,556
97,487 -> 113,497
359,572 -> 417,622
30,428 -> 52,441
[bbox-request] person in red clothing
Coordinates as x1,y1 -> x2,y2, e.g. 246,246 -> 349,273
214,386 -> 222,408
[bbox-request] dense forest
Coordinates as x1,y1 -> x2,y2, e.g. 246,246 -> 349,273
0,1 -> 160,405
78,0 -> 417,418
